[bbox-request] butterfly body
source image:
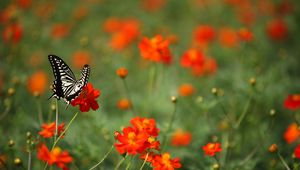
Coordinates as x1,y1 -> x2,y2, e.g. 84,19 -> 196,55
48,55 -> 90,105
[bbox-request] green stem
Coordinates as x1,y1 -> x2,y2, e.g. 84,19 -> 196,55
122,79 -> 135,115
235,94 -> 252,129
51,112 -> 78,150
139,152 -> 149,170
277,152 -> 291,170
54,100 -> 59,142
88,144 -> 114,170
125,156 -> 133,170
28,151 -> 31,170
37,98 -> 43,125
114,154 -> 128,170
162,100 -> 177,151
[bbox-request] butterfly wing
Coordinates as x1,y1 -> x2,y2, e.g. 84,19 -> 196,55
64,64 -> 90,103
48,55 -> 77,100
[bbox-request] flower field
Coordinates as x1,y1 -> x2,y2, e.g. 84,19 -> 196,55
0,0 -> 300,169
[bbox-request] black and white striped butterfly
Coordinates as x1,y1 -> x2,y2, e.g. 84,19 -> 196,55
48,55 -> 90,106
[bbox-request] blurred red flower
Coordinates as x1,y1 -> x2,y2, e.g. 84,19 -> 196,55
16,0 -> 32,9
2,22 -> 23,44
71,83 -> 100,112
117,98 -> 131,110
152,152 -> 182,170
171,130 -> 192,146
51,24 -> 70,39
284,94 -> 300,110
284,123 -> 300,144
193,25 -> 215,48
27,71 -> 48,95
71,50 -> 91,69
276,0 -> 293,16
178,83 -> 195,97
266,19 -> 288,41
116,67 -> 128,79
181,48 -> 205,68
219,27 -> 239,48
203,142 -> 222,156
238,28 -> 254,42
37,144 -> 73,170
104,18 -> 140,50
141,0 -> 166,11
194,58 -> 217,76
39,122 -> 65,138
114,127 -> 150,155
0,4 -> 18,24
139,35 -> 172,64
130,117 -> 159,137
294,144 -> 300,159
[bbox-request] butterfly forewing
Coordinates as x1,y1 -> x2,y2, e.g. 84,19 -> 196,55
48,55 -> 90,104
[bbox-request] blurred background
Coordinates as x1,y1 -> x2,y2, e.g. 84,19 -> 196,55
0,0 -> 300,169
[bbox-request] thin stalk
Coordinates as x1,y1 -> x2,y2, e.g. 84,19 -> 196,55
161,100 -> 177,151
235,94 -> 252,129
54,100 -> 59,142
125,156 -> 133,170
139,152 -> 149,170
277,152 -> 291,170
51,112 -> 78,150
114,154 -> 128,170
37,98 -> 44,125
27,151 -> 31,170
122,79 -> 135,115
88,144 -> 114,170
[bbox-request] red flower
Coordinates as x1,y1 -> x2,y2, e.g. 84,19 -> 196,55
284,94 -> 300,110
171,130 -> 192,146
141,0 -> 166,11
39,122 -> 65,138
202,142 -> 222,156
139,35 -> 172,64
103,18 -> 140,50
180,48 -> 205,68
193,25 -> 215,48
51,24 -> 70,39
152,152 -> 181,170
130,117 -> 159,137
266,18 -> 288,41
2,22 -> 23,44
114,127 -> 150,155
71,83 -> 100,112
284,123 -> 300,144
238,28 -> 254,42
218,27 -> 239,48
37,144 -> 73,170
294,144 -> 300,159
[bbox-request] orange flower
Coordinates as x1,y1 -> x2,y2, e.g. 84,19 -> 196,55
73,6 -> 88,20
202,142 -> 222,156
2,22 -> 23,44
27,71 -> 48,95
219,27 -> 239,48
71,50 -> 91,69
141,0 -> 166,11
104,18 -> 140,50
171,130 -> 192,146
268,144 -> 278,153
51,24 -> 70,39
180,48 -> 205,68
152,152 -> 182,170
178,83 -> 195,97
0,4 -> 18,24
194,58 -> 217,76
138,35 -> 172,64
193,25 -> 215,48
114,127 -> 150,155
284,123 -> 300,144
294,144 -> 300,159
39,122 -> 65,138
117,98 -> 131,110
266,18 -> 288,41
238,28 -> 254,42
16,0 -> 32,9
284,94 -> 300,111
116,67 -> 128,79
130,117 -> 159,137
37,144 -> 73,170
71,83 -> 101,112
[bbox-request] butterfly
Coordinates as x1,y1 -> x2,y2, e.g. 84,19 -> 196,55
48,55 -> 90,106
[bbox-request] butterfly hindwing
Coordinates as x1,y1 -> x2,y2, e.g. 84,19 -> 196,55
48,55 -> 90,104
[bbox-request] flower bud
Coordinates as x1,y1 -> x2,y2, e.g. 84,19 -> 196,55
14,157 -> 22,166
116,67 -> 128,79
211,87 -> 218,96
8,139 -> 15,147
268,144 -> 278,153
7,88 -> 15,96
249,77 -> 256,86
171,96 -> 177,103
